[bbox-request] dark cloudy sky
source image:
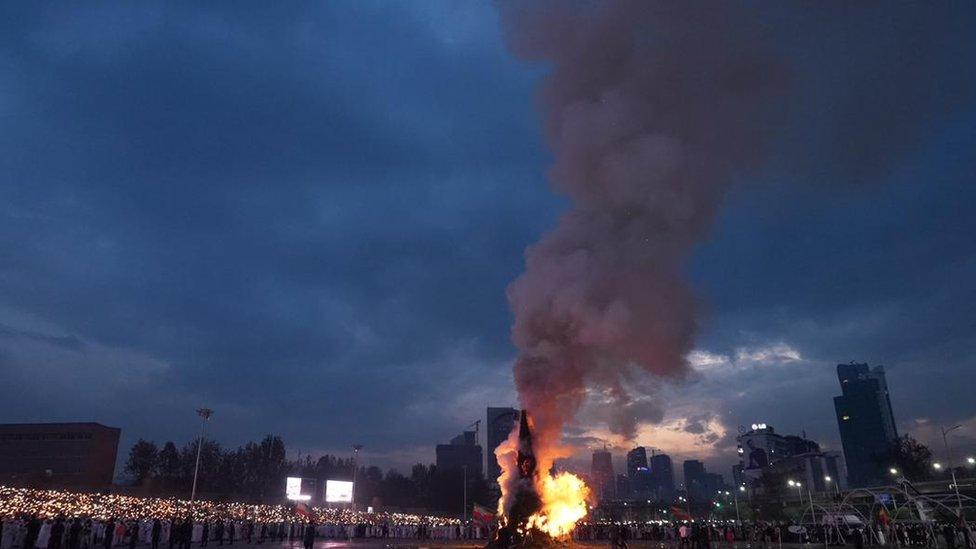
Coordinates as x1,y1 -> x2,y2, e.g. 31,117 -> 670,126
1,2 -> 975,481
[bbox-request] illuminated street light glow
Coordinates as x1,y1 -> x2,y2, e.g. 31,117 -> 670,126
889,468 -> 898,475
933,462 -> 943,470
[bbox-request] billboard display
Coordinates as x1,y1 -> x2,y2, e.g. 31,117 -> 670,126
286,476 -> 312,501
325,480 -> 353,502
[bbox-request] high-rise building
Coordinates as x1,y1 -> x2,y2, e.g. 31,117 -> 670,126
683,460 -> 705,487
735,423 -> 847,492
591,448 -> 615,501
833,362 -> 898,487
736,424 -> 821,474
683,460 -> 708,501
486,407 -> 518,483
436,429 -> 483,479
627,447 -> 652,497
650,453 -> 675,500
626,447 -> 649,478
615,473 -> 632,500
0,423 -> 121,489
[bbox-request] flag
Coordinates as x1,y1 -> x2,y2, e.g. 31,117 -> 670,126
294,503 -> 312,520
472,503 -> 496,524
671,506 -> 693,521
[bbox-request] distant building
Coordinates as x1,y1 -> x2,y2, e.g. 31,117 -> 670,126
591,448 -> 615,501
683,460 -> 726,501
737,424 -> 820,472
768,451 -> 847,493
736,423 -> 847,492
627,447 -> 652,497
834,362 -> 898,487
649,453 -> 675,500
0,422 -> 121,489
627,447 -> 649,477
683,460 -> 705,488
732,463 -> 744,488
701,472 -> 727,496
436,429 -> 483,479
486,407 -> 518,483
615,474 -> 632,500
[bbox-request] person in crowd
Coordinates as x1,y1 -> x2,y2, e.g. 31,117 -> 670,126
49,518 -> 65,549
944,523 -> 957,549
302,522 -> 315,549
25,516 -> 42,549
182,518 -> 193,549
103,519 -> 115,549
150,520 -> 161,549
126,522 -> 137,549
200,521 -> 208,548
67,519 -> 82,549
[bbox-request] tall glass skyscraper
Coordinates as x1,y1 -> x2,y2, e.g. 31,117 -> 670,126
833,362 -> 898,487
627,447 -> 652,496
650,453 -> 675,500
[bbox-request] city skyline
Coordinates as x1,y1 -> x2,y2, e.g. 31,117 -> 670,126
1,2 -> 975,484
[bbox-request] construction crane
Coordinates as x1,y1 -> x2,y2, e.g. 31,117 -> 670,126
467,420 -> 481,446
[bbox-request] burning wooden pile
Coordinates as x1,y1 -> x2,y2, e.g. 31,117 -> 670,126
488,411 -> 587,548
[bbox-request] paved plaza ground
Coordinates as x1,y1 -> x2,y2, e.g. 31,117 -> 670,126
201,541 -> 835,549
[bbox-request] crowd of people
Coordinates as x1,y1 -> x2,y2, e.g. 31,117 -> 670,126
581,519 -> 975,549
2,486 -> 974,548
0,486 -> 467,549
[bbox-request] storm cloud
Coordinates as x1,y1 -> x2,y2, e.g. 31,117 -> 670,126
0,1 -> 974,476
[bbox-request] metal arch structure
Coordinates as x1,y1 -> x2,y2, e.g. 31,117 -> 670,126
796,500 -> 861,545
831,481 -> 976,525
780,481 -> 976,548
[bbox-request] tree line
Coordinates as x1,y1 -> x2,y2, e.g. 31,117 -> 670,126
123,435 -> 488,513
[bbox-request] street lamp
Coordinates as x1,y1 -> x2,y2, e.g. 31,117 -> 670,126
889,468 -> 898,476
352,444 -> 363,509
724,489 -> 741,524
967,457 -> 975,465
190,408 -> 214,502
941,424 -> 963,516
788,479 -> 802,498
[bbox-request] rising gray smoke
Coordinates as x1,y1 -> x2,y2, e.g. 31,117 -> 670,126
498,0 -> 975,447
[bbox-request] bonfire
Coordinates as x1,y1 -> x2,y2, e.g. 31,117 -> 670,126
488,411 -> 589,548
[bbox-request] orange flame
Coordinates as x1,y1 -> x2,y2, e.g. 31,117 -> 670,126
494,418 -> 590,539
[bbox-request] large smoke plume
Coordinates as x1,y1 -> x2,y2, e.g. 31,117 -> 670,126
502,1 -> 779,448
500,0 -> 975,453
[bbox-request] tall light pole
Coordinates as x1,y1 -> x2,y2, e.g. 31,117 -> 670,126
190,408 -> 214,502
788,480 -> 809,521
824,475 -> 841,497
352,444 -> 363,509
463,465 -> 468,523
734,487 -> 743,524
941,425 -> 963,516
806,484 -> 816,525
